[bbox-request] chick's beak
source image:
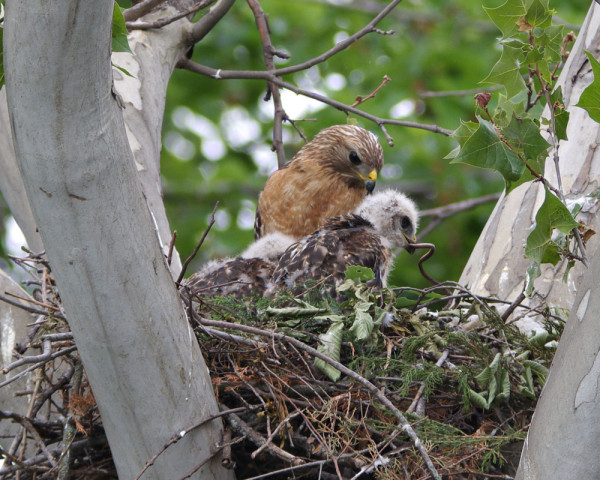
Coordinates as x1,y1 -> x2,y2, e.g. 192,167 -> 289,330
402,233 -> 417,254
365,180 -> 376,194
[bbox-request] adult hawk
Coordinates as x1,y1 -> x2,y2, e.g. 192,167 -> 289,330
182,232 -> 294,300
254,125 -> 384,239
266,190 -> 418,299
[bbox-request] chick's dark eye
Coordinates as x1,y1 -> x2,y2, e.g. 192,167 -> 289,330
401,216 -> 412,231
349,151 -> 361,165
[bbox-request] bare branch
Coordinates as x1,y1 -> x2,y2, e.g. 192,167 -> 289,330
351,75 -> 391,108
419,85 -> 503,98
247,0 -> 288,167
263,0 -> 405,78
123,0 -> 167,22
189,0 -> 237,44
178,59 -> 453,142
127,0 -> 215,30
176,202 -> 219,287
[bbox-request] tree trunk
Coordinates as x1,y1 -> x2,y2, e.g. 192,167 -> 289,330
515,242 -> 600,479
459,3 -> 600,325
3,1 -> 233,479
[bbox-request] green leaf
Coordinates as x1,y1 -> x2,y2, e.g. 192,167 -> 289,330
496,368 -> 511,403
504,115 -> 550,165
482,45 -> 526,99
523,360 -> 549,385
112,2 -> 132,53
468,388 -> 492,410
445,120 -> 479,159
525,187 -> 579,264
315,321 -> 345,382
576,51 -> 600,123
344,265 -> 374,282
525,0 -> 552,29
483,0 -> 530,38
549,86 -> 569,141
525,262 -> 541,297
503,114 -> 550,193
349,302 -> 374,341
451,116 -> 524,185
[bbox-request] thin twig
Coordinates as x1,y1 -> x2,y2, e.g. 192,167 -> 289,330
176,202 -> 219,287
122,0 -> 166,22
247,0 -> 289,168
0,346 -> 78,389
178,58 -> 452,142
135,406 -> 257,480
196,316 -> 442,480
419,85 -> 503,98
351,75 -> 391,108
500,287 -> 526,322
0,294 -> 67,320
407,350 -> 449,414
167,230 -> 177,266
227,409 -> 304,465
127,0 -> 215,30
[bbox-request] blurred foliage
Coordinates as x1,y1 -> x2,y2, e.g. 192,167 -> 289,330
0,0 -> 589,286
160,0 -> 588,289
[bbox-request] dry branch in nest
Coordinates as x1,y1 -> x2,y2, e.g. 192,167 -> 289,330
0,250 -> 563,479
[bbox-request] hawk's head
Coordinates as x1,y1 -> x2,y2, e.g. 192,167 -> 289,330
294,124 -> 384,194
355,189 -> 419,251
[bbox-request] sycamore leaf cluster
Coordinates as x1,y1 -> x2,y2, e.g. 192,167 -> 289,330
448,0 -> 599,293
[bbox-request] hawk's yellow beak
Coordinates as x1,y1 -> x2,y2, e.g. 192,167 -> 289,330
353,169 -> 378,194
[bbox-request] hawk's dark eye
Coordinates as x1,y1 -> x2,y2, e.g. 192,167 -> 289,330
401,216 -> 412,231
349,151 -> 361,165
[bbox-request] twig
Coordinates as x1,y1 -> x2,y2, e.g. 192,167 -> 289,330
407,350 -> 449,414
135,406 -> 257,480
189,0 -> 237,44
127,0 -> 215,30
57,360 -> 83,480
196,316 -> 442,480
251,411 -> 302,459
2,334 -> 74,374
176,201 -> 219,287
351,75 -> 391,108
534,66 -> 589,267
247,0 -> 289,168
123,0 -> 166,22
0,294 -> 67,320
500,287 -> 526,322
179,58 -> 453,142
167,230 -> 177,266
227,409 -> 304,465
0,346 -> 78,389
419,85 -> 503,98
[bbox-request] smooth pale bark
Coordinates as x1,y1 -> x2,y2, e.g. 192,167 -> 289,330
0,270 -> 36,449
3,2 -> 232,479
0,88 -> 43,253
460,4 -> 600,322
516,245 -> 600,479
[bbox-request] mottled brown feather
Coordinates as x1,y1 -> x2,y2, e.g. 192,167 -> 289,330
267,215 -> 391,300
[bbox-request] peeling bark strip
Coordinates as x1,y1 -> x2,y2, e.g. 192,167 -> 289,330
3,2 -> 233,479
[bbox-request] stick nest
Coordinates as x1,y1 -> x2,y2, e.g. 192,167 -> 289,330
0,253 -> 563,479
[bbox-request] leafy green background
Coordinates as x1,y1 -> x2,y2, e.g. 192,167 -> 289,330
0,0 -> 589,288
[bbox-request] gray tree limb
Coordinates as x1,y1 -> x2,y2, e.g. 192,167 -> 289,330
3,1 -> 232,478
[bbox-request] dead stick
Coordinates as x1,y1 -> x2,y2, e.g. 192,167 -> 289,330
197,316 -> 442,480
176,202 -> 219,287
